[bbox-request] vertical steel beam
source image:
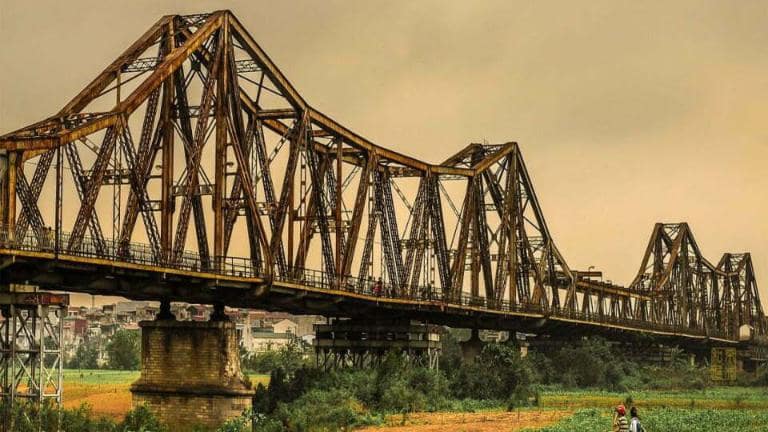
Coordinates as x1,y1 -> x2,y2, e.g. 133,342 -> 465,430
272,114 -> 308,275
213,18 -> 229,268
341,155 -> 373,280
0,151 -> 8,235
5,152 -> 17,236
335,138 -> 343,285
160,20 -> 176,258
287,158 -> 295,270
450,179 -> 474,300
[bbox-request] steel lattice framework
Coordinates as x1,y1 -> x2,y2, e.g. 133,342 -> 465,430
0,291 -> 67,429
0,11 -> 765,346
630,223 -> 766,337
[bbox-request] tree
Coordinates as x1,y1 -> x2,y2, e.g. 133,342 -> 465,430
450,342 -> 535,401
242,341 -> 309,375
67,339 -> 100,369
106,329 -> 141,370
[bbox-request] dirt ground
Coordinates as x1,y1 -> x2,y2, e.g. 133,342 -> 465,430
62,382 -> 134,419
60,371 -> 270,420
61,380 -> 570,429
357,410 -> 570,432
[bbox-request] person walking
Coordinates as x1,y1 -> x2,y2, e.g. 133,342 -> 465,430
613,405 -> 629,432
629,406 -> 645,432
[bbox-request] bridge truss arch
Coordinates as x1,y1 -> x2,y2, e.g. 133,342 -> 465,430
0,11 -> 764,345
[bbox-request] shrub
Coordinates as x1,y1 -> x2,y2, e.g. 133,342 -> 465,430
272,388 -> 380,431
119,405 -> 166,432
216,408 -> 253,432
0,401 -> 117,432
450,342 -> 535,401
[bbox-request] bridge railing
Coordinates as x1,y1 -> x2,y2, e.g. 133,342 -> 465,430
0,226 -> 735,341
552,307 -> 729,339
279,266 -> 548,314
278,268 -> 731,339
0,226 -> 262,279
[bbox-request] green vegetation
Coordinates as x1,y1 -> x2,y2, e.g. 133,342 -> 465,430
541,386 -> 768,410
105,329 -> 141,370
447,341 -> 535,402
15,334 -> 768,431
0,402 -> 165,432
524,408 -> 768,432
65,329 -> 142,371
67,338 -> 100,369
63,369 -> 140,385
525,337 -> 711,391
736,362 -> 768,387
247,342 -> 538,431
240,340 -> 310,375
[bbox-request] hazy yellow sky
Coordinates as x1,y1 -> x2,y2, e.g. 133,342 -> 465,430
1,0 -> 767,307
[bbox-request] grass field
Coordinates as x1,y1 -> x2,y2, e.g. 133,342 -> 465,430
523,408 -> 768,432
60,370 -> 768,430
61,369 -> 269,420
360,387 -> 768,431
540,386 -> 768,410
528,387 -> 768,431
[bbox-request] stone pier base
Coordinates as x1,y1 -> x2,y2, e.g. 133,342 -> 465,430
130,320 -> 254,431
460,329 -> 484,361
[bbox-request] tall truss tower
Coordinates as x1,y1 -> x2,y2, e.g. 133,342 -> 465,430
0,288 -> 67,431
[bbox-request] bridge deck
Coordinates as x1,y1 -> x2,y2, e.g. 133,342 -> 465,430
0,234 -> 739,347
0,11 -> 763,353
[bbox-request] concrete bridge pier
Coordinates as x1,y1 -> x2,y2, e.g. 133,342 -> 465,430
130,303 -> 254,431
460,328 -> 484,361
314,318 -> 442,369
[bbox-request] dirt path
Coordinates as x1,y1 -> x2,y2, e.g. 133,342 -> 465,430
357,410 -> 570,432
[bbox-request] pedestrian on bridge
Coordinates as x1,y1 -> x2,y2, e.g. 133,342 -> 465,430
373,278 -> 383,297
613,404 -> 629,432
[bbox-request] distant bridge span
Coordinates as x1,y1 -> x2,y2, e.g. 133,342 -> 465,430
0,11 -> 765,350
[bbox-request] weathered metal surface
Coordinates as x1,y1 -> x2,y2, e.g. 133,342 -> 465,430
0,11 -> 764,351
0,291 -> 67,431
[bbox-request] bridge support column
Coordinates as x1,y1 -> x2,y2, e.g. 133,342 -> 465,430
460,328 -> 484,361
0,289 -> 67,432
130,318 -> 254,431
710,347 -> 738,383
314,319 -> 442,369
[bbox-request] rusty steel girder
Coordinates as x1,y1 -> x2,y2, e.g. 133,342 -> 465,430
0,11 -> 764,345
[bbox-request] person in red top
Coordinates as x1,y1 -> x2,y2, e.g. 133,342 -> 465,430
613,405 -> 629,432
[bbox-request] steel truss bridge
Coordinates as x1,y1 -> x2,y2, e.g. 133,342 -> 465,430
0,11 -> 765,350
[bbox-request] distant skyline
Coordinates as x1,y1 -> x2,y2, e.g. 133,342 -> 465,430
2,0 -> 767,307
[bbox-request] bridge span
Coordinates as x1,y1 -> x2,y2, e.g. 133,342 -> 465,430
0,10 -> 765,348
0,224 -> 761,348
1,10 -> 767,429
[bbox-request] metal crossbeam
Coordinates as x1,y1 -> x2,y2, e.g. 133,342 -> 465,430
125,57 -> 261,73
0,10 -> 763,354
